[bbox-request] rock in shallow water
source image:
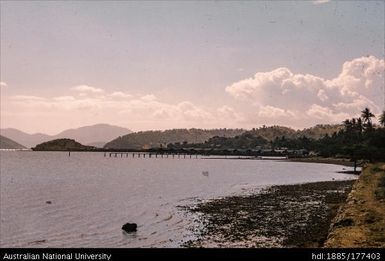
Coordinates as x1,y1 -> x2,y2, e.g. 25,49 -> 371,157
122,223 -> 137,233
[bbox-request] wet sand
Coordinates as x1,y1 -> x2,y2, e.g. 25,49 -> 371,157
182,180 -> 354,248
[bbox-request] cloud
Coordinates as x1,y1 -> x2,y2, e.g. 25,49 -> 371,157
258,105 -> 296,118
226,56 -> 384,125
313,0 -> 330,5
53,96 -> 76,102
110,91 -> 132,98
140,94 -> 157,101
11,95 -> 47,101
317,89 -> 328,102
5,88 -> 218,131
71,85 -> 104,94
2,56 -> 384,132
306,104 -> 349,121
217,105 -> 243,120
176,101 -> 213,121
0,82 -> 7,87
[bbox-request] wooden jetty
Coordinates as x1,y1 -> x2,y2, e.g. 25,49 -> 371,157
105,152 -> 199,159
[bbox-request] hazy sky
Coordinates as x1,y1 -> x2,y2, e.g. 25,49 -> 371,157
1,0 -> 384,134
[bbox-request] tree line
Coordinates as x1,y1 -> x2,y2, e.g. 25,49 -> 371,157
167,108 -> 385,163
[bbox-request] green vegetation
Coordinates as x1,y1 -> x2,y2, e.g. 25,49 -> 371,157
315,108 -> 385,165
166,108 -> 385,163
379,111 -> 385,127
34,108 -> 383,166
374,165 -> 385,200
104,125 -> 341,150
0,135 -> 26,149
325,163 -> 385,248
165,126 -> 342,156
104,128 -> 245,150
32,139 -> 96,151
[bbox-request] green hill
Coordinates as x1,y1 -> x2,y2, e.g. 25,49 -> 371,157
299,124 -> 343,139
246,124 -> 342,140
32,139 -> 95,151
104,125 -> 342,150
0,135 -> 26,149
104,128 -> 245,150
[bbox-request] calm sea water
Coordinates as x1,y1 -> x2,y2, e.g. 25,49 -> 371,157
0,151 -> 356,248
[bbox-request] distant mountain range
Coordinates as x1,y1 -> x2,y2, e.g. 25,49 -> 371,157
0,135 -> 26,149
0,124 -> 342,150
104,125 -> 343,150
0,124 -> 132,148
0,129 -> 50,149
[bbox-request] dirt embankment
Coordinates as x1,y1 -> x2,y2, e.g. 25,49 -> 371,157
325,163 -> 385,248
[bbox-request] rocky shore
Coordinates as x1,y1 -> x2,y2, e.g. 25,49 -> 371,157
183,180 -> 354,248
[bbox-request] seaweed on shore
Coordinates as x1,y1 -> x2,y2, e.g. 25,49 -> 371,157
182,180 -> 354,248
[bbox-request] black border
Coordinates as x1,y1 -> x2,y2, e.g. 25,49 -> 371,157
1,248 -> 385,261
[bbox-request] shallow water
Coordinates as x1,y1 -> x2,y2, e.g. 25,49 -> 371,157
0,151 -> 356,247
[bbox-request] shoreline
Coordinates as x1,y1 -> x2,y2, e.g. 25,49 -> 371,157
288,157 -> 355,167
325,163 -> 385,247
182,179 -> 355,248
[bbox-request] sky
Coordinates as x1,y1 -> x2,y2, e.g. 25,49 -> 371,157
0,0 -> 384,134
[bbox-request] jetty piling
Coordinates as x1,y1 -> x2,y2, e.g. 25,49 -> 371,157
104,151 -> 199,160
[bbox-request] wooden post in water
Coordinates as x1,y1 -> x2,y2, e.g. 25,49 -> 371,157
68,151 -> 71,157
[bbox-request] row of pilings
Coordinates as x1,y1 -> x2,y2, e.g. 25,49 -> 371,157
104,152 -> 199,159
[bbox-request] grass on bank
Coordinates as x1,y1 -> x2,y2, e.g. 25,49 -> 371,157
325,163 -> 385,248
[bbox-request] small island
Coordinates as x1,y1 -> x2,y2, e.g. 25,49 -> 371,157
32,138 -> 96,151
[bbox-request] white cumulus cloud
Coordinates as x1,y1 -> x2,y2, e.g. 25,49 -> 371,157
226,56 -> 384,126
110,91 -> 132,98
313,0 -> 330,5
4,88 -> 221,131
71,85 -> 104,94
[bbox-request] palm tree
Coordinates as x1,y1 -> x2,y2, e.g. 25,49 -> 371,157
357,117 -> 363,132
343,119 -> 352,131
356,117 -> 363,137
379,110 -> 385,127
361,107 -> 375,130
